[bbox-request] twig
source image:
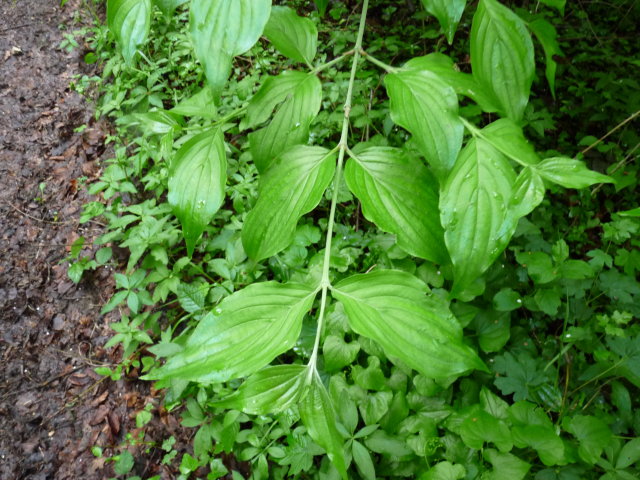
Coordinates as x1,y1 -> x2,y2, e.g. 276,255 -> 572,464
581,109 -> 640,155
0,23 -> 35,34
6,202 -> 73,225
592,140 -> 640,195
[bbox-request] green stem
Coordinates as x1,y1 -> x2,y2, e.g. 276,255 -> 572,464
360,49 -> 399,73
307,0 -> 370,379
459,117 -> 529,168
310,50 -> 355,75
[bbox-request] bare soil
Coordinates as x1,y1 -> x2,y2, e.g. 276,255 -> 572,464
0,2 -> 178,479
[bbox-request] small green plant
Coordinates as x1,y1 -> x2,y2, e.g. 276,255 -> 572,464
74,0 -> 640,478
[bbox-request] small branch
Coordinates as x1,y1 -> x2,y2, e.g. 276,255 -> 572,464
360,49 -> 399,73
581,109 -> 640,155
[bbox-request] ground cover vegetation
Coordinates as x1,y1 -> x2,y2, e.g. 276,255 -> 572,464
68,0 -> 640,478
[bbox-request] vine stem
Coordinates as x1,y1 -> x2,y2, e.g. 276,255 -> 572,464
307,0 -> 370,379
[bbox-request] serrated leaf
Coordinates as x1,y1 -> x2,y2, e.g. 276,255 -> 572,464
217,365 -> 306,415
189,0 -> 271,97
344,147 -> 448,264
168,128 -> 226,256
332,270 -> 487,379
385,69 -> 463,180
177,282 -> 209,313
264,6 -> 318,65
145,282 -> 317,383
243,146 -> 336,261
249,75 -> 322,172
421,0 -> 467,44
563,415 -> 612,464
528,18 -> 563,97
535,157 -> 614,189
242,71 -> 310,130
299,371 -> 348,479
471,0 -> 534,121
440,138 -> 516,297
107,0 -> 152,65
405,54 -> 499,113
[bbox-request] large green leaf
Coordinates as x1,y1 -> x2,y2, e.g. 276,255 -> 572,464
332,270 -> 487,379
405,54 -> 499,113
242,71 -> 310,130
503,166 -> 545,228
190,0 -> 271,97
168,128 -> 226,256
482,449 -> 531,480
344,146 -> 448,264
440,138 -> 516,297
107,0 -> 151,65
385,69 -> 463,180
470,0 -> 534,121
528,18 -> 563,98
480,119 -> 540,166
299,371 -> 348,479
264,6 -> 318,65
535,157 -> 613,189
216,365 -> 306,415
249,75 -> 322,172
145,282 -> 317,383
243,146 -> 337,261
563,415 -> 613,464
421,0 -> 467,44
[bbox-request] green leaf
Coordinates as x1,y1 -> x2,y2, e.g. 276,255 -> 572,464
323,335 -> 360,373
264,6 -> 318,65
507,166 -> 545,221
385,69 -> 463,180
474,309 -> 511,353
420,0 -> 467,44
480,119 -> 540,166
153,0 -> 188,15
471,0 -> 534,121
535,157 -> 614,189
107,0 -> 151,65
616,438 -> 640,469
352,440 -> 376,480
113,450 -> 135,475
482,449 -> 531,480
405,54 -> 499,113
249,74 -> 322,172
168,128 -> 226,256
299,371 -> 348,479
145,282 -> 317,383
440,138 -> 516,297
512,424 -> 564,466
171,88 -> 217,118
528,18 -> 563,98
216,365 -> 306,415
421,461 -> 466,480
539,0 -> 566,14
332,270 -> 487,379
243,146 -> 336,261
242,71 -> 310,130
344,147 -> 448,264
189,0 -> 271,97
493,289 -> 522,312
455,405 -> 512,452
563,415 -> 613,464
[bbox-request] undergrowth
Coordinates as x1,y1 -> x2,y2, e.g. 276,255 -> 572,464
67,0 -> 640,479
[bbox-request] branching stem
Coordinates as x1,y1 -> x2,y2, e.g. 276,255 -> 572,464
307,0 -> 370,378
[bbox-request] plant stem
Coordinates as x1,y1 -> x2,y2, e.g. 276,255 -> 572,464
310,50 -> 355,75
307,0 -> 370,378
360,49 -> 399,73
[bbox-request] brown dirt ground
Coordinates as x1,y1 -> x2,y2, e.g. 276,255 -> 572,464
0,2 -> 187,479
